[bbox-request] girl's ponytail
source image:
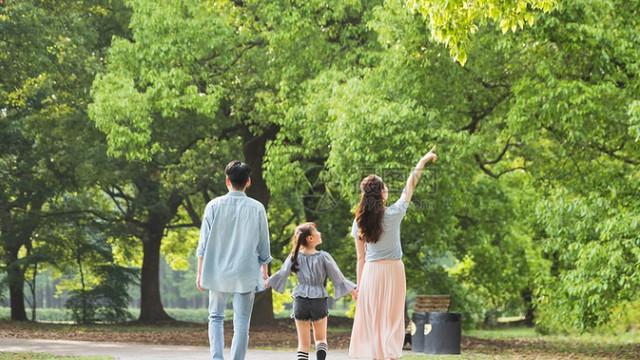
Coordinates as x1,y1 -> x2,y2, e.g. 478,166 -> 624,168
290,222 -> 316,273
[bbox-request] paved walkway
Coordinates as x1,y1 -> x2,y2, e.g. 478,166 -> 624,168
0,338 -> 355,359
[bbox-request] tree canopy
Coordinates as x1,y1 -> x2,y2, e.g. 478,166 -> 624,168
1,0 -> 638,332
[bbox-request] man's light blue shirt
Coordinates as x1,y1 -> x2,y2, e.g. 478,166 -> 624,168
196,191 -> 272,293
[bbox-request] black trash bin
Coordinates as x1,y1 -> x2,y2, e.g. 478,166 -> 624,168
412,312 -> 461,354
411,312 -> 427,353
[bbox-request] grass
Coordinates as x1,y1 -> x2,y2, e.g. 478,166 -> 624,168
0,307 -> 348,323
0,307 -> 209,323
1,306 -> 352,323
0,353 -> 112,360
399,327 -> 640,360
0,307 -> 213,323
403,355 -> 506,359
468,326 -> 640,347
465,327 -> 541,339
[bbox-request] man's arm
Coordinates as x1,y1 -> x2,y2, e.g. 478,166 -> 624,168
257,206 -> 272,279
260,263 -> 269,280
196,256 -> 204,292
195,202 -> 213,292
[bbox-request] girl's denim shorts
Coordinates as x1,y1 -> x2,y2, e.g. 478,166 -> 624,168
292,296 -> 328,321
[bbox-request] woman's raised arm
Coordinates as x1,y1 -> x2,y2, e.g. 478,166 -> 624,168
400,145 -> 438,203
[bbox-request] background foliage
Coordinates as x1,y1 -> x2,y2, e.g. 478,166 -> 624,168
1,0 -> 638,333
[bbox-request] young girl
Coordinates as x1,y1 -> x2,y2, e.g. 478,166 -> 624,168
267,222 -> 357,360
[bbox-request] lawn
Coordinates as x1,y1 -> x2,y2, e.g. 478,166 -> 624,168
0,307 -> 349,324
402,327 -> 640,360
0,353 -> 112,360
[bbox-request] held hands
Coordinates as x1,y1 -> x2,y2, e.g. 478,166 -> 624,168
261,264 -> 270,289
351,288 -> 358,301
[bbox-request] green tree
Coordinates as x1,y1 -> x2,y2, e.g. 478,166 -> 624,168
89,0 -> 277,322
265,0 -> 539,325
89,0 -> 380,323
38,203 -> 137,324
0,0 -> 129,321
502,0 -> 640,331
408,0 -> 557,64
282,0 -> 639,330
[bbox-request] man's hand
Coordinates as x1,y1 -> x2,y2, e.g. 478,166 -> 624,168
196,256 -> 205,292
260,264 -> 269,281
351,288 -> 358,301
196,276 -> 204,292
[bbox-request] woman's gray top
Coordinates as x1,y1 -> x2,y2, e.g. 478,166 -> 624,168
269,251 -> 356,299
351,197 -> 409,262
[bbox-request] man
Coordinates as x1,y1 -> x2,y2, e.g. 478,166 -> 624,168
196,160 -> 272,360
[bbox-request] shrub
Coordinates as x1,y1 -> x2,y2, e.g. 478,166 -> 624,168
65,265 -> 136,324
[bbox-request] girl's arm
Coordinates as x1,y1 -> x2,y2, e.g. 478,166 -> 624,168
400,146 -> 438,203
323,252 -> 356,299
266,256 -> 293,293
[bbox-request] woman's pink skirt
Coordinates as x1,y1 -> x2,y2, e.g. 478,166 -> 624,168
349,260 -> 406,359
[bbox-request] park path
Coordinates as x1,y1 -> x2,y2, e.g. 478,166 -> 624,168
0,338 -> 353,359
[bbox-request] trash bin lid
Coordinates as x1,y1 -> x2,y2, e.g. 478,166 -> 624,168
426,312 -> 461,323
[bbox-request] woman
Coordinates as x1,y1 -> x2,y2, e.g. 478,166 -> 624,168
349,146 -> 438,359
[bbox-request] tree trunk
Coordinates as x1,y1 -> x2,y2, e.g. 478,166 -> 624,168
30,262 -> 38,321
243,126 -> 277,207
77,249 -> 88,323
138,234 -> 172,322
3,199 -> 43,321
243,125 -> 278,326
132,177 -> 182,323
7,247 -> 28,321
251,289 -> 274,326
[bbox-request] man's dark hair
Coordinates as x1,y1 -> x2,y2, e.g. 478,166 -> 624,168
225,160 -> 251,190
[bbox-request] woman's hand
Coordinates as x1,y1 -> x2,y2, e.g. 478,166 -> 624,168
351,288 -> 358,301
419,145 -> 438,167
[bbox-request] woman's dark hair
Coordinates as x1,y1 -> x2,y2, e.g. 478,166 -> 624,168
290,222 -> 316,273
225,160 -> 251,189
355,175 -> 386,244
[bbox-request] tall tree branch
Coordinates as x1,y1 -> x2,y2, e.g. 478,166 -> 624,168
590,142 -> 639,165
480,137 -> 514,165
183,195 -> 202,228
475,154 -> 526,179
458,93 -> 511,133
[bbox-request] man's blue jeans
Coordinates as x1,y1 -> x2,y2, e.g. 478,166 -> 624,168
208,290 -> 255,360
209,290 -> 255,360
